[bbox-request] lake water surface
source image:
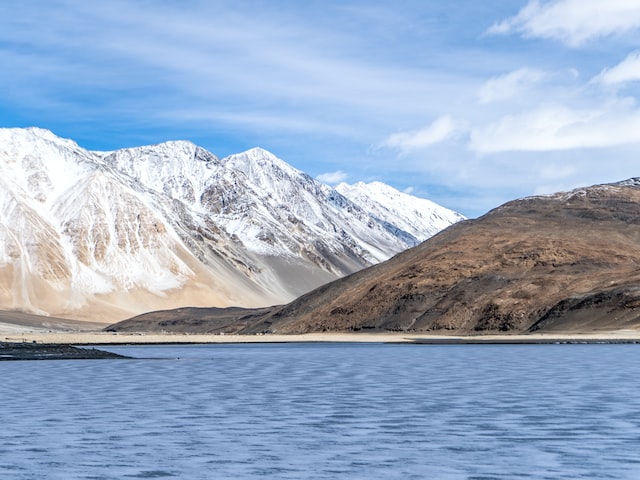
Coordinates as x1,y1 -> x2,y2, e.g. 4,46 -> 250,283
1,343 -> 639,479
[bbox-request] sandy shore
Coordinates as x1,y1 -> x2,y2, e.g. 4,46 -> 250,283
2,330 -> 640,345
2,308 -> 639,344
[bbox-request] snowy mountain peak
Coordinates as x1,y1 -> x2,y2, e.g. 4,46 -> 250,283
225,147 -> 305,182
0,128 -> 464,322
10,126 -> 72,144
241,146 -> 281,161
3,127 -> 89,159
336,181 -> 465,241
338,181 -> 430,205
221,147 -> 318,210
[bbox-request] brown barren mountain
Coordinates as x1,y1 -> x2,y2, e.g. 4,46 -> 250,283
108,180 -> 640,335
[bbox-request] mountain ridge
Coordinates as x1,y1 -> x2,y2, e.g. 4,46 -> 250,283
0,127 -> 463,322
108,178 -> 640,335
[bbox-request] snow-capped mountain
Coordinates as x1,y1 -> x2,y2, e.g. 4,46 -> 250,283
336,181 -> 465,244
0,127 -> 464,322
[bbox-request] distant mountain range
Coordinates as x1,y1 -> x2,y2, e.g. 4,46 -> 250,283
110,179 -> 640,335
0,127 -> 463,322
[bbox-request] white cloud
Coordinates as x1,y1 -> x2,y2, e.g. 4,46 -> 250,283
403,186 -> 415,195
470,105 -> 595,153
477,68 -> 547,104
470,102 -> 640,153
317,170 -> 348,184
488,0 -> 640,47
592,51 -> 640,86
383,115 -> 463,152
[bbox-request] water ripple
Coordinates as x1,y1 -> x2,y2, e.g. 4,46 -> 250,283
1,343 -> 639,479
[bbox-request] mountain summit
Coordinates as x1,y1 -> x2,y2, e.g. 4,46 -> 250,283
0,127 -> 463,322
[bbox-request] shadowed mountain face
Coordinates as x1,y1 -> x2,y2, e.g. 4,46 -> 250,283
109,179 -> 640,334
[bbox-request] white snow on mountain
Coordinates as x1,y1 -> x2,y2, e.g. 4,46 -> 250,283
336,181 -> 465,244
0,127 -> 464,322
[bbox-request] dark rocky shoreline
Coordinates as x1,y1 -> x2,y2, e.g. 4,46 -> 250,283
0,342 -> 130,361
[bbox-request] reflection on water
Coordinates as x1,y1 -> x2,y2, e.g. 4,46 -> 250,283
1,343 -> 640,479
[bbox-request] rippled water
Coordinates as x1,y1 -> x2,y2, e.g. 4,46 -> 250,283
1,343 -> 640,479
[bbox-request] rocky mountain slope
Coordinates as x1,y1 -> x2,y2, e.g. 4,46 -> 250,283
109,179 -> 640,334
0,127 -> 462,322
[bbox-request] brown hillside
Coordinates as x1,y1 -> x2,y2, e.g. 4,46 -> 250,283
109,180 -> 640,335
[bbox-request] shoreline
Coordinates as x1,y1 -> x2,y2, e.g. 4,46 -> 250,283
2,330 -> 640,345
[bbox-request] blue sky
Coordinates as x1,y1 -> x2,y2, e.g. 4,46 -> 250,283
3,1 -> 640,217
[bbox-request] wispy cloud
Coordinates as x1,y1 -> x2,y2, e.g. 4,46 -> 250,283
477,68 -> 547,104
0,0 -> 464,135
592,50 -> 640,86
488,0 -> 640,47
382,115 -> 464,152
470,105 -> 597,153
470,101 -> 640,153
317,170 -> 348,184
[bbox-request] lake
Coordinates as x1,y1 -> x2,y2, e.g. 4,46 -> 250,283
1,343 -> 639,479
